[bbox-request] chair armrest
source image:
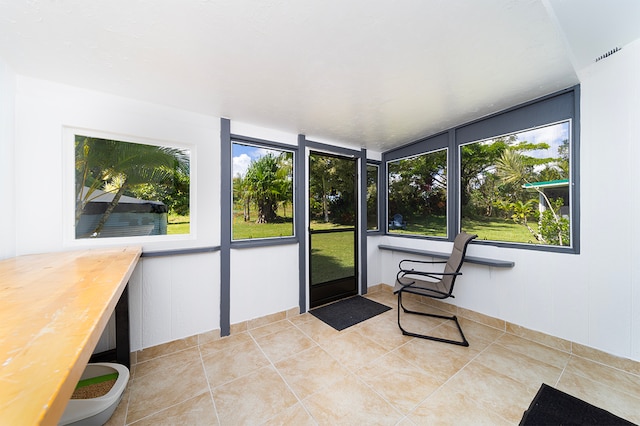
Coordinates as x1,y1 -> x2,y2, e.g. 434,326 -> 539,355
399,270 -> 462,280
398,259 -> 447,271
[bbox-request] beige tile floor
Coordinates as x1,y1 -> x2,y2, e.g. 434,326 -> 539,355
106,290 -> 640,425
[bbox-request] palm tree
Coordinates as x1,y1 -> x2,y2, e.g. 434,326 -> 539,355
75,136 -> 189,237
244,152 -> 289,223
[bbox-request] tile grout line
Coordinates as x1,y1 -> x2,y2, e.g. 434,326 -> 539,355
290,313 -> 407,420
561,353 -> 640,401
246,325 -> 319,425
121,346 -> 211,425
197,345 -> 222,426
398,332 -> 509,423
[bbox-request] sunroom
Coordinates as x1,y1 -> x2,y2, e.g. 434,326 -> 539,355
1,1 -> 640,424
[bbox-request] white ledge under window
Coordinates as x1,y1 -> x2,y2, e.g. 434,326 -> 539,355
378,244 -> 515,268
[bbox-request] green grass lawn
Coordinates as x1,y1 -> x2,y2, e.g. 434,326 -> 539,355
389,215 -> 447,237
461,216 -> 536,244
167,214 -> 190,235
389,214 -> 537,243
310,224 -> 355,284
191,211 -> 536,288
232,211 -> 294,240
167,211 -> 535,245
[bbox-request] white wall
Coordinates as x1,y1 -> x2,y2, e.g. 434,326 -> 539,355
14,77 -> 220,350
578,37 -> 640,361
230,245 -> 299,323
10,39 -> 640,360
378,38 -> 640,362
0,58 -> 16,259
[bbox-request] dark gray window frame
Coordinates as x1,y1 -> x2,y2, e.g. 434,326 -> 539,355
228,134 -> 299,248
382,85 -> 580,254
384,132 -> 450,240
366,160 -> 382,234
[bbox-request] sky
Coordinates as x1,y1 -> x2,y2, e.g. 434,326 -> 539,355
514,121 -> 570,159
232,143 -> 273,177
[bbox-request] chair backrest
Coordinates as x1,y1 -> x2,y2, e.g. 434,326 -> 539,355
392,214 -> 403,223
442,232 -> 477,293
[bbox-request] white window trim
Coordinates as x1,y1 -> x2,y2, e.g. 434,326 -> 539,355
62,126 -> 197,249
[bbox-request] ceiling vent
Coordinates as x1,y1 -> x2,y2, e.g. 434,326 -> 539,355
595,47 -> 621,62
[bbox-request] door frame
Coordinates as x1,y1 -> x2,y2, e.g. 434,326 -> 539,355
308,151 -> 358,308
301,139 -> 368,312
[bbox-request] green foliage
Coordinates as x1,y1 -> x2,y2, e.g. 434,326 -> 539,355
309,154 -> 357,225
387,149 -> 447,228
494,199 -> 542,242
240,152 -> 293,224
366,165 -> 378,229
460,137 -> 510,207
75,135 -> 190,236
459,123 -> 571,246
539,198 -> 570,246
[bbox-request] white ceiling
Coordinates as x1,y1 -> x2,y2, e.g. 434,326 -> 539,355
0,1 -> 637,151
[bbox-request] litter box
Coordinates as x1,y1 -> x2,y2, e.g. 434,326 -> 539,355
59,362 -> 129,426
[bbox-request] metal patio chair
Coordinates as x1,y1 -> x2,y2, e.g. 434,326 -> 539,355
393,232 -> 477,346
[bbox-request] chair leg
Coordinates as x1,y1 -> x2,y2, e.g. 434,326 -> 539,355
397,291 -> 469,347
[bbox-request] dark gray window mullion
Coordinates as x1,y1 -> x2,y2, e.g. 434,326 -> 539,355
297,134 -> 307,313
220,118 -> 231,336
381,154 -> 388,234
360,149 -> 368,295
571,86 -> 581,254
448,129 -> 458,241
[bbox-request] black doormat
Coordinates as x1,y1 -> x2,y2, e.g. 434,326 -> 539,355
310,296 -> 392,331
520,383 -> 636,425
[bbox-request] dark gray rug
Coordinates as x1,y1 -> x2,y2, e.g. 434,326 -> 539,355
310,296 -> 391,331
520,383 -> 636,425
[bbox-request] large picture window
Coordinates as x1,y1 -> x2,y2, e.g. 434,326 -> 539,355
387,148 -> 447,237
75,135 -> 190,239
232,141 -> 294,240
382,87 -> 579,253
460,121 -> 571,247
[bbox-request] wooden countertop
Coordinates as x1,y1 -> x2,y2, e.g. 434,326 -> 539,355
0,246 -> 142,426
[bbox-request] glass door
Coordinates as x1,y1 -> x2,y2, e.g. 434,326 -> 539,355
308,152 -> 358,308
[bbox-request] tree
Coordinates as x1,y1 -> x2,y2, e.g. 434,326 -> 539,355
460,138 -> 510,213
366,165 -> 378,228
75,136 -> 189,237
309,154 -> 356,225
388,150 -> 447,220
243,152 -> 293,223
127,164 -> 190,216
275,153 -> 293,218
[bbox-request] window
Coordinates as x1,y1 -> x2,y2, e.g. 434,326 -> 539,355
232,141 -> 294,240
460,121 -> 572,247
387,148 -> 447,237
366,164 -> 379,231
74,134 -> 190,239
382,86 -> 579,252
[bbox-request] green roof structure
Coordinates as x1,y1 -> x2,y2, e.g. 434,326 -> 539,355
522,179 -> 569,189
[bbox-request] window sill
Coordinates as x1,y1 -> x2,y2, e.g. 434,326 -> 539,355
378,244 -> 515,268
